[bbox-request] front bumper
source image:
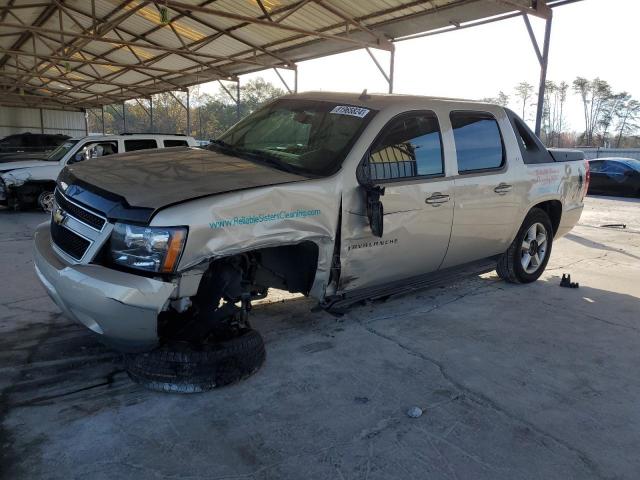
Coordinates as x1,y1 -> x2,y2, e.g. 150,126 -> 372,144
33,222 -> 176,352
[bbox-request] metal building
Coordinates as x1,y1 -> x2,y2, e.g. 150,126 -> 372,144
0,0 -> 580,136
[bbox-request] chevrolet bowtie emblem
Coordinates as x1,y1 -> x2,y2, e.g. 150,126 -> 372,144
52,207 -> 66,226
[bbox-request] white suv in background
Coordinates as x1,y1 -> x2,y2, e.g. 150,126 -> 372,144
0,133 -> 198,212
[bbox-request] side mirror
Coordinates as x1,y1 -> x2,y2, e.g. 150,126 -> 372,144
358,156 -> 385,238
365,185 -> 385,238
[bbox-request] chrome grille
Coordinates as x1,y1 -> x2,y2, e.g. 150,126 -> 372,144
50,189 -> 111,264
54,189 -> 105,231
50,221 -> 90,260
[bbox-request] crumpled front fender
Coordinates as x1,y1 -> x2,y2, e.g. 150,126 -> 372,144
151,177 -> 342,299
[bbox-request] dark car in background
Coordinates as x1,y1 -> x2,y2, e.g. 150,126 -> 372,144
588,158 -> 640,197
0,132 -> 70,161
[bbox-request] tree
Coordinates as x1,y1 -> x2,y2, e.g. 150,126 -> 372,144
556,81 -> 569,146
614,97 -> 640,148
514,81 -> 534,120
572,77 -> 613,146
480,90 -> 509,107
599,92 -> 627,147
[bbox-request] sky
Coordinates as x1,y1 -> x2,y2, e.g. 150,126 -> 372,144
201,0 -> 640,132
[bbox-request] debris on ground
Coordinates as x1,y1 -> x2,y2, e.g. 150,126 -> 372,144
560,274 -> 580,289
406,406 -> 423,418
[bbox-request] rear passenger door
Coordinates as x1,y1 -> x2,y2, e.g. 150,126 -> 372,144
340,111 -> 455,291
441,111 -> 520,269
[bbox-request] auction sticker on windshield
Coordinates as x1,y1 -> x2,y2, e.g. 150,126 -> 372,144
330,105 -> 370,118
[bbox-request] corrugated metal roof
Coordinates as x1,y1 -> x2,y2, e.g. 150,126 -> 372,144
0,0 -> 568,109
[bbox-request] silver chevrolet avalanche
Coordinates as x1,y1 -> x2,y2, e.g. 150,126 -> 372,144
33,92 -> 589,388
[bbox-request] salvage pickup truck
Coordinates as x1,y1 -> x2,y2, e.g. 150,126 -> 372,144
33,92 -> 588,389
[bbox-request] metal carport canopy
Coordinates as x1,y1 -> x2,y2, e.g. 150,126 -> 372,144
0,0 -> 578,130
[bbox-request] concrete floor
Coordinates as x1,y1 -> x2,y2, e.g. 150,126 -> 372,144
1,195 -> 639,480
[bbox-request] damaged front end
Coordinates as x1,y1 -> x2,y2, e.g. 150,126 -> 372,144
0,171 -> 29,208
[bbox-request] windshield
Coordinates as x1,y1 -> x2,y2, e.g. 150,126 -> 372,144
46,140 -> 79,161
215,99 -> 375,176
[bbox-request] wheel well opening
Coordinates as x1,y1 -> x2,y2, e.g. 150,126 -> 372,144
252,241 -> 320,295
532,200 -> 562,236
198,241 -> 320,300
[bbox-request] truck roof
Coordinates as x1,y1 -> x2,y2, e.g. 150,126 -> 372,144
69,134 -> 195,142
283,91 -> 494,111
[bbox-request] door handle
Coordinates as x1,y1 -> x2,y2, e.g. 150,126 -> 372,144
425,193 -> 450,206
494,183 -> 513,195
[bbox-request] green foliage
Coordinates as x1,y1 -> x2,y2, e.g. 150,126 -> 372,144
87,77 -> 285,140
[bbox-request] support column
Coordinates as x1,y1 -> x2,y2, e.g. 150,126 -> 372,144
294,68 -> 298,93
389,46 -> 395,94
101,105 -> 105,135
186,89 -> 191,136
149,96 -> 153,133
534,15 -> 552,136
122,101 -> 126,133
83,108 -> 88,135
236,79 -> 241,121
39,108 -> 44,133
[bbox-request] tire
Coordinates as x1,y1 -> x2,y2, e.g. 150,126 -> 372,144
497,207 -> 553,284
124,329 -> 265,393
37,190 -> 55,213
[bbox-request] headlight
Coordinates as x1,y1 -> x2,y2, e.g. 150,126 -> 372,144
110,223 -> 187,273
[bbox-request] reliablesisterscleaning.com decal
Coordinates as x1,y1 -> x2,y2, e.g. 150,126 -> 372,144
209,208 -> 322,229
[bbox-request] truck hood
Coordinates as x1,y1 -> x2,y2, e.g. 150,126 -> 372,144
62,147 -> 309,214
0,159 -> 53,172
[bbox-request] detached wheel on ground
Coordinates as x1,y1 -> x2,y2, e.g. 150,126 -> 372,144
124,328 -> 265,393
497,207 -> 553,283
37,190 -> 55,213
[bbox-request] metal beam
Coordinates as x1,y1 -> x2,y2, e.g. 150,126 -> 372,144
0,3 -> 57,67
365,46 -> 395,93
490,0 -> 551,19
162,1 -> 393,51
534,14 -> 553,136
522,14 -> 543,65
273,67 -> 293,94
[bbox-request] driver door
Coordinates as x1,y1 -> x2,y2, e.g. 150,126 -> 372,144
69,141 -> 118,164
339,111 -> 454,292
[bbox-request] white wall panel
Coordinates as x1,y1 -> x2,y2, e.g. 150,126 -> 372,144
0,106 -> 86,138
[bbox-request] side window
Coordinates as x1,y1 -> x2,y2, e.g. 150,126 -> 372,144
124,139 -> 158,152
589,161 -> 603,173
74,141 -> 118,162
451,111 -> 505,173
163,139 -> 188,147
602,163 -> 626,175
368,112 -> 443,181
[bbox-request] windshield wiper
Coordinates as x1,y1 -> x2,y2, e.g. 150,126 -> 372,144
208,139 -> 236,151
210,141 -> 302,175
241,149 -> 300,175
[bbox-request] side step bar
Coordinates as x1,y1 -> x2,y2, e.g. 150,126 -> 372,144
321,256 -> 500,314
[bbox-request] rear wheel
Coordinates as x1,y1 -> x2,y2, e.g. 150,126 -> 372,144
497,208 -> 553,284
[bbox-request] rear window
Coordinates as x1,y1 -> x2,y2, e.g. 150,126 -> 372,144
124,139 -> 157,151
163,139 -> 188,148
450,111 -> 505,173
